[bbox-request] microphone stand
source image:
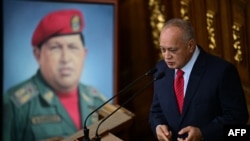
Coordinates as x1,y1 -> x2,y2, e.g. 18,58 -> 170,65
83,68 -> 157,141
94,72 -> 165,141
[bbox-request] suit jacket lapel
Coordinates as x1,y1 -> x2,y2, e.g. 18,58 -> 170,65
180,49 -> 207,121
163,68 -> 181,117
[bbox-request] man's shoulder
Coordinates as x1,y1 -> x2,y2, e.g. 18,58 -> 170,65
4,76 -> 39,108
200,49 -> 233,67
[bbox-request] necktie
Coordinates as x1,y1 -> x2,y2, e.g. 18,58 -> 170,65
174,69 -> 184,114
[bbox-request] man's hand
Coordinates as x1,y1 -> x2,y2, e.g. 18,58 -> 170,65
177,126 -> 202,141
156,124 -> 172,141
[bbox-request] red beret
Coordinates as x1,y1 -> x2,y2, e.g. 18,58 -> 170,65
32,9 -> 84,47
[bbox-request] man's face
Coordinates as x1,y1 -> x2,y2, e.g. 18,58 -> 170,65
34,34 -> 86,92
159,26 -> 195,69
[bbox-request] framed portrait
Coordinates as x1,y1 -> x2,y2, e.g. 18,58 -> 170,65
3,0 -> 118,100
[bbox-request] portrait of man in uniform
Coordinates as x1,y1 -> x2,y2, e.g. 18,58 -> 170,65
3,0 -> 116,99
3,0 -> 117,140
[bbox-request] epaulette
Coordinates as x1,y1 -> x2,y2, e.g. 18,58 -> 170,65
80,85 -> 99,105
10,82 -> 39,108
88,86 -> 107,101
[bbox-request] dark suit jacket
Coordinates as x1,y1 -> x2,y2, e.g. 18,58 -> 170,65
149,47 -> 249,141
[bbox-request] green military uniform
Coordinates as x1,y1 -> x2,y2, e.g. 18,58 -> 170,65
3,70 -> 107,141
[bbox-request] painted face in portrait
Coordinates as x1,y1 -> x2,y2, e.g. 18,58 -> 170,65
34,34 -> 87,92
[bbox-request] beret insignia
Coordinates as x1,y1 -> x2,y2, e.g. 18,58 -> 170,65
71,15 -> 81,32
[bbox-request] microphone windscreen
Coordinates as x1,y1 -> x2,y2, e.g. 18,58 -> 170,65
145,68 -> 157,76
154,72 -> 165,81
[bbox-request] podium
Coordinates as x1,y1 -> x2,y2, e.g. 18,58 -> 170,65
63,103 -> 135,141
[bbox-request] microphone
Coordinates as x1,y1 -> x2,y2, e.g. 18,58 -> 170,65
94,72 -> 165,141
82,67 -> 157,141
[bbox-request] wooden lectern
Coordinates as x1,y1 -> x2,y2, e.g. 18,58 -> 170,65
63,103 -> 134,141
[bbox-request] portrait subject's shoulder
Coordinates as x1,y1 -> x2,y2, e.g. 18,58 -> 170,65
79,83 -> 107,102
4,78 -> 39,108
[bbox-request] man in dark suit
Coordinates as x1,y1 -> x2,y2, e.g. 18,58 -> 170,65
149,18 -> 249,141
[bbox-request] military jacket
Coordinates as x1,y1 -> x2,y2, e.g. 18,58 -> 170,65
3,71 -> 107,141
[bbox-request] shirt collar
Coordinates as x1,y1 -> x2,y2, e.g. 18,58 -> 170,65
176,45 -> 200,74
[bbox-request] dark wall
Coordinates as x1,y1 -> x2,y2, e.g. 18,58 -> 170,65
118,0 -> 158,140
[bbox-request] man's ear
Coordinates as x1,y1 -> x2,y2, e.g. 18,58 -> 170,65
33,47 -> 40,61
188,39 -> 196,52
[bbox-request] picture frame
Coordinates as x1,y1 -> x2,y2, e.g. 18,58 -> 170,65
3,0 -> 118,101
